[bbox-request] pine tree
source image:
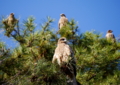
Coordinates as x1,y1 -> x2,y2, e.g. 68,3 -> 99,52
0,15 -> 120,85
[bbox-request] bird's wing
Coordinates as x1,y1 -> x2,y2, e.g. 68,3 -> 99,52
113,34 -> 115,38
52,47 -> 62,65
65,18 -> 68,23
64,45 -> 72,56
52,53 -> 57,63
105,34 -> 108,38
58,22 -> 60,29
58,18 -> 62,29
52,47 -> 59,63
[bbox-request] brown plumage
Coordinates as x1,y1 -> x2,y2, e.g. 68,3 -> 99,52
106,30 -> 116,43
3,13 -> 18,27
52,37 -> 75,65
58,14 -> 68,29
52,37 -> 78,85
8,13 -> 17,26
2,13 -> 18,37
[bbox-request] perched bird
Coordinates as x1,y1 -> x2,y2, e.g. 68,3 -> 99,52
2,13 -> 18,37
52,37 -> 79,85
58,14 -> 68,29
3,13 -> 18,27
52,37 -> 75,66
106,30 -> 116,43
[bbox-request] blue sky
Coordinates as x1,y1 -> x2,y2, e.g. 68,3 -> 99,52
0,0 -> 120,48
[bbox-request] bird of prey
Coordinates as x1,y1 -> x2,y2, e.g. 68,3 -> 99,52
52,37 -> 78,85
106,30 -> 116,43
2,13 -> 18,37
3,13 -> 18,27
52,37 -> 75,66
58,14 -> 68,29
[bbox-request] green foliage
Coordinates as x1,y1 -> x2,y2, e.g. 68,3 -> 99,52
0,16 -> 120,85
59,19 -> 78,40
76,31 -> 120,85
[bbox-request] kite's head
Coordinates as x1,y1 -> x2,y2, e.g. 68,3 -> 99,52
58,37 -> 67,44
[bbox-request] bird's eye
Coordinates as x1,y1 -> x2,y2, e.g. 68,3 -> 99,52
61,39 -> 64,41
